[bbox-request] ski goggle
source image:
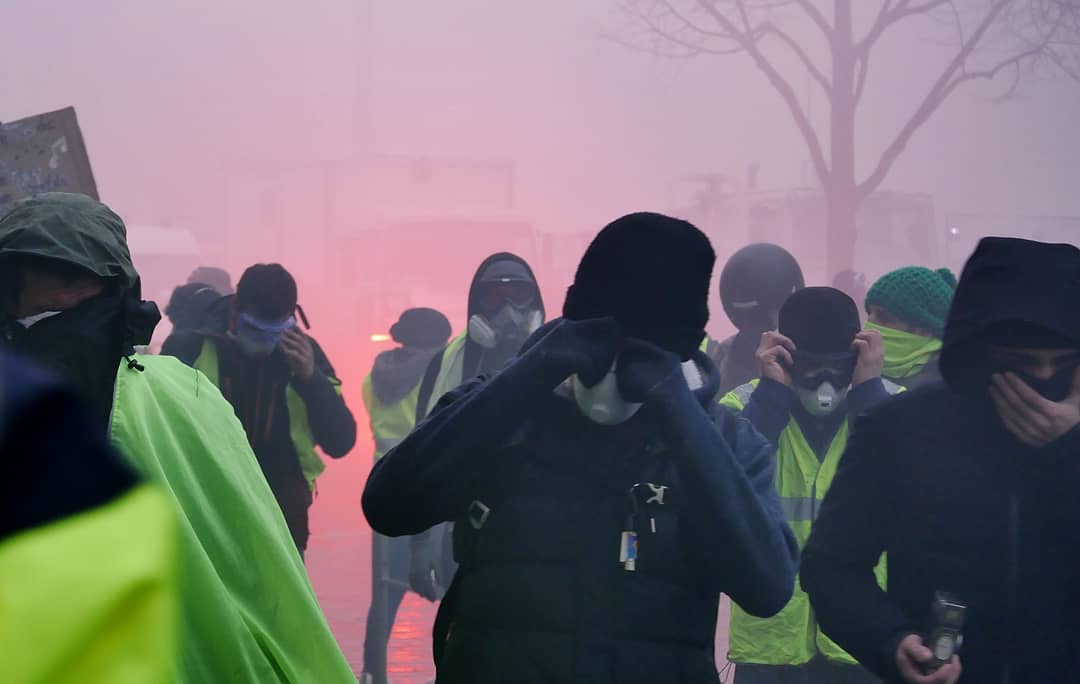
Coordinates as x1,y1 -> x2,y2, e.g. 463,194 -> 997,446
474,280 -> 538,314
788,350 -> 857,390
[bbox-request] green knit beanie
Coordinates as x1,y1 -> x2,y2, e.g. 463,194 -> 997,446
865,266 -> 957,338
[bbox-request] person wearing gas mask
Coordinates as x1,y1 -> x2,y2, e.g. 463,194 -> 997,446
712,243 -> 805,396
0,193 -> 354,683
802,238 -> 1080,684
165,263 -> 356,556
360,307 -> 452,684
864,266 -> 956,389
363,212 -> 798,684
720,286 -> 897,684
405,252 -> 546,601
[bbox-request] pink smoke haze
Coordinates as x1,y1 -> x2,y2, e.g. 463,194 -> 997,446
4,2 -> 1078,679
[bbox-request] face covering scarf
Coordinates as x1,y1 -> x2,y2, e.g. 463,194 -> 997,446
3,293 -> 127,429
866,321 -> 941,380
234,313 -> 296,357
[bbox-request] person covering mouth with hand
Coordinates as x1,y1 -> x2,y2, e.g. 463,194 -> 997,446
363,211 -> 797,684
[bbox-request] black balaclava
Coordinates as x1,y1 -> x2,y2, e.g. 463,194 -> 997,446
465,253 -> 544,378
564,212 -> 715,360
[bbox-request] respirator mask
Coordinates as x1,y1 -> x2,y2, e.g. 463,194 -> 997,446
469,306 -> 543,350
789,350 -> 855,417
469,279 -> 542,350
572,358 -> 705,426
572,362 -> 642,426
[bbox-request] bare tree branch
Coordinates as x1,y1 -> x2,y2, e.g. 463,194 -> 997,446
692,0 -> 832,182
858,0 -> 953,54
858,0 -> 1046,197
761,21 -> 833,93
792,0 -> 835,39
854,51 -> 872,102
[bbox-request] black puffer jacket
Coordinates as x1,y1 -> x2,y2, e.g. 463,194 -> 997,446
364,323 -> 798,683
801,237 -> 1080,683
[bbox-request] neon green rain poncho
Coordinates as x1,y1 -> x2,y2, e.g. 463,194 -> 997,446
0,193 -> 355,683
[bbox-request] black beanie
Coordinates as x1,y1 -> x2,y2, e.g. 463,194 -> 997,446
563,212 -> 715,360
779,287 -> 860,355
391,308 -> 452,349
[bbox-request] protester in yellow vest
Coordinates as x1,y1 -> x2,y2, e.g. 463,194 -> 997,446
720,287 -> 899,684
164,263 -> 357,557
0,350 -> 178,684
0,193 -> 354,683
864,266 -> 957,389
407,252 -> 546,600
360,307 -> 451,683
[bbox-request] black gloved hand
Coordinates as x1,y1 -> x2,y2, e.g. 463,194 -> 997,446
408,532 -> 444,602
616,338 -> 687,404
528,317 -> 622,387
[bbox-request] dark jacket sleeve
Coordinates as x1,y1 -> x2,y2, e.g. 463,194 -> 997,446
848,378 -> 891,418
801,408 -> 919,680
741,378 -> 795,446
362,349 -> 563,537
291,338 -> 356,458
656,383 -> 798,618
160,331 -> 205,367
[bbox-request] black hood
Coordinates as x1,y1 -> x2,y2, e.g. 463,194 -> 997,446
463,252 -> 544,379
371,346 -> 443,405
466,252 -> 544,320
940,237 -> 1080,392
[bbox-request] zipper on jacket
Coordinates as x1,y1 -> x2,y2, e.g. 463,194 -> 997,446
1004,493 -> 1020,684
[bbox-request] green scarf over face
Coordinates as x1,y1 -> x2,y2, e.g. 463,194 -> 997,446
866,321 -> 942,380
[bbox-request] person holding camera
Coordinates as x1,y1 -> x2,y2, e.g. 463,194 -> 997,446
363,212 -> 798,683
719,286 -> 898,683
801,238 -> 1080,683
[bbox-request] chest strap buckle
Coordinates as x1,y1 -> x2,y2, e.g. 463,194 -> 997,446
468,500 -> 491,530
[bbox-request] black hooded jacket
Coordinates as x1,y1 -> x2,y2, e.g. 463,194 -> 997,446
415,252 -> 544,422
801,238 -> 1080,683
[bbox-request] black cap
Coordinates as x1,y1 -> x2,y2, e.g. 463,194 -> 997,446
779,287 -> 860,355
391,308 -> 452,349
563,212 -> 715,360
